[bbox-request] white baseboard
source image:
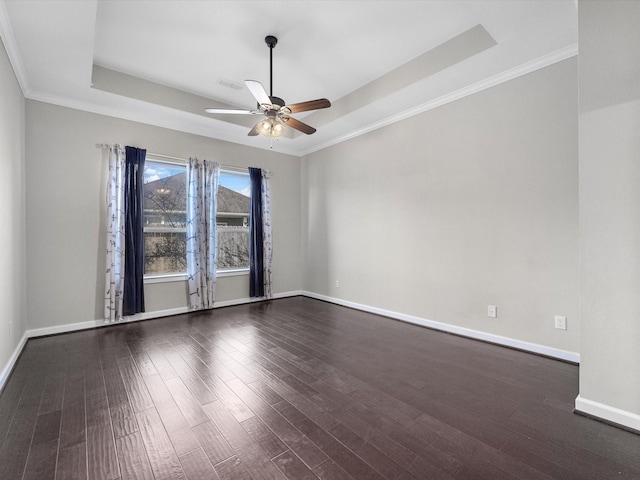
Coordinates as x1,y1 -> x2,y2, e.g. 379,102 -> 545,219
575,395 -> 640,433
301,291 -> 581,364
0,331 -> 28,393
25,290 -> 303,339
3,289 -> 576,395
213,290 -> 303,309
0,290 -> 302,392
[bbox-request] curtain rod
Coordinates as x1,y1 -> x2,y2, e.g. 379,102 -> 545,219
95,144 -> 252,174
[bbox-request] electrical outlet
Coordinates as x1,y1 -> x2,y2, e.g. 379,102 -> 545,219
335,280 -> 340,288
555,315 -> 567,330
488,305 -> 497,318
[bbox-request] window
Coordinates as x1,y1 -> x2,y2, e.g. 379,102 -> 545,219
143,160 -> 187,275
217,171 -> 251,271
142,159 -> 251,277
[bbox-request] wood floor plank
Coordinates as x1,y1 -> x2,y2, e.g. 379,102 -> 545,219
142,373 -> 201,456
56,442 -> 88,480
308,378 -> 447,468
257,405 -> 329,469
179,447 -> 220,480
1,297 -> 639,480
37,372 -> 65,415
22,437 -> 59,480
240,415 -> 288,459
118,357 -> 155,413
412,412 -> 553,479
141,343 -> 179,381
306,381 -> 418,468
156,399 -> 202,457
136,407 -> 186,480
202,400 -> 287,479
159,343 -> 217,405
201,374 -> 255,423
273,400 -> 386,480
31,409 -> 62,445
272,449 -> 319,480
181,344 -> 237,382
85,407 -> 120,480
115,431 -> 155,480
24,410 -> 63,479
85,359 -> 120,480
214,455 -> 253,480
406,456 -> 457,480
59,373 -> 86,449
165,376 -> 210,427
0,389 -> 44,480
312,458 -> 355,480
0,367 -> 28,446
126,339 -> 160,377
247,379 -> 284,405
192,420 -> 235,466
104,361 -> 139,438
223,374 -> 328,468
329,422 -> 418,480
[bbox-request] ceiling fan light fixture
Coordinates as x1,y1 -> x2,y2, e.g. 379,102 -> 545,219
205,35 -> 330,139
258,118 -> 286,138
258,119 -> 272,136
272,119 -> 286,137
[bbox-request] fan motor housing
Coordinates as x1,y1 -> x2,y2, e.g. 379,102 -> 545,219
270,96 -> 285,107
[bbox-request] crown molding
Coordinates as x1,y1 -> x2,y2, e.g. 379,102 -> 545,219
0,0 -> 30,96
5,3 -> 577,161
299,43 -> 579,157
26,89 -> 303,157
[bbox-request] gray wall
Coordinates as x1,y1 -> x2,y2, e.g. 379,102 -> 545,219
578,0 -> 640,424
25,101 -> 301,330
0,37 -> 27,378
302,58 -> 580,354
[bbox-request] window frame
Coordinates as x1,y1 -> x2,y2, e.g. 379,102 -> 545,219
142,157 -> 251,282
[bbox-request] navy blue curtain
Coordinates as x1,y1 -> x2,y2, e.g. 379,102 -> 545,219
249,167 -> 264,298
123,146 -> 146,315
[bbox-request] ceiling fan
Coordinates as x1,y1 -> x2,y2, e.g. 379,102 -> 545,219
205,35 -> 331,138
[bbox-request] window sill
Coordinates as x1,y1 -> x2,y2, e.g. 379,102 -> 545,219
217,268 -> 250,278
144,268 -> 249,284
144,273 -> 187,284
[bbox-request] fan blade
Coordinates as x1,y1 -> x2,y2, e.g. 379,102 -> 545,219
204,108 -> 258,115
245,80 -> 271,106
248,122 -> 261,136
281,115 -> 316,135
284,98 -> 331,114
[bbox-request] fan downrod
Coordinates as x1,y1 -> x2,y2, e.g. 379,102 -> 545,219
264,35 -> 280,102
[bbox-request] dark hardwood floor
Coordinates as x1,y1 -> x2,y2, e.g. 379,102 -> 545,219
1,296 -> 639,479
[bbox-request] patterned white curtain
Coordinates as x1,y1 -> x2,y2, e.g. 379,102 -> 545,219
105,145 -> 126,322
186,158 -> 220,310
261,170 -> 273,298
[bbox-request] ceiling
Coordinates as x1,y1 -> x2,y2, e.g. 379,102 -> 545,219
0,1 -> 577,157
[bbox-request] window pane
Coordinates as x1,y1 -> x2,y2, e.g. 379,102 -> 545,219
143,160 -> 187,275
143,162 -> 187,228
218,226 -> 249,269
217,171 -> 251,270
144,231 -> 187,275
